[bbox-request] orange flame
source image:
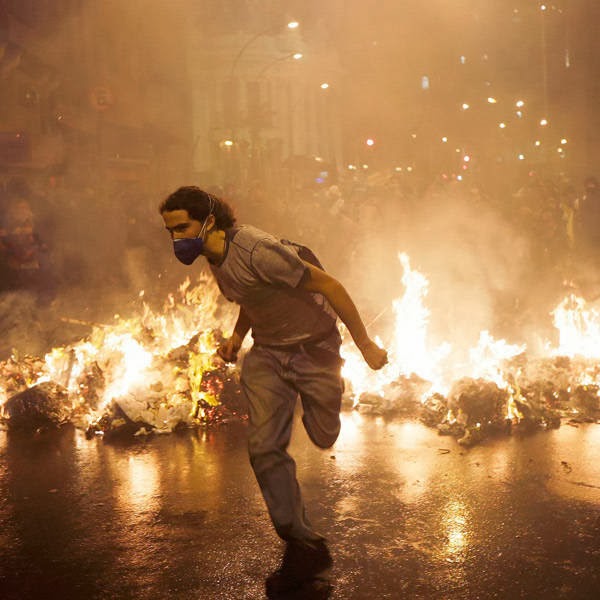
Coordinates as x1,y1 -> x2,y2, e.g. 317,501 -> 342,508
2,255 -> 600,431
1,274 -> 235,431
552,294 -> 600,358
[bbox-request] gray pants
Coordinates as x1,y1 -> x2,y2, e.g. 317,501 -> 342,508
241,343 -> 343,542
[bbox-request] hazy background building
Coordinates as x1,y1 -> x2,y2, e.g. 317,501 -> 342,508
1,0 -> 598,199
0,0 -> 193,197
188,0 -> 344,195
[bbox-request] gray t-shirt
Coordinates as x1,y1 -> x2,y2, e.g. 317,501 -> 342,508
209,225 -> 338,347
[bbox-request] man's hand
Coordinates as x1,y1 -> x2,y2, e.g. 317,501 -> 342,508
359,340 -> 388,370
299,263 -> 389,371
217,337 -> 240,364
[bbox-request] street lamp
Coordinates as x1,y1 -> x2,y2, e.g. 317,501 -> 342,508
224,19 -> 300,184
256,51 -> 303,79
228,20 -> 300,80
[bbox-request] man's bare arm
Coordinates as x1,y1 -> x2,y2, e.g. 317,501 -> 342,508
217,306 -> 251,363
299,261 -> 388,370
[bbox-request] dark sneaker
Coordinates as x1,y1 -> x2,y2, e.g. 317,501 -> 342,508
287,538 -> 332,570
266,573 -> 332,598
265,540 -> 333,598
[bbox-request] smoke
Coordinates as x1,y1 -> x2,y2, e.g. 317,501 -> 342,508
0,0 -> 203,357
1,0 -> 595,362
0,291 -> 46,358
0,176 -> 194,360
407,189 -> 531,350
334,184 -> 541,357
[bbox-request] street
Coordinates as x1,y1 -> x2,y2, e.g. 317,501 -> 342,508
1,412 -> 600,599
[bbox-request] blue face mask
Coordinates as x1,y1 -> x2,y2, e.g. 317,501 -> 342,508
173,236 -> 204,265
173,215 -> 210,265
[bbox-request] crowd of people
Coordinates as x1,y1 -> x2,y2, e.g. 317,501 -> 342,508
215,171 -> 599,296
208,170 -> 600,348
209,172 -> 598,265
1,169 -> 599,357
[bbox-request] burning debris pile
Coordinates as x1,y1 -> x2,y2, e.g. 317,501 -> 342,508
342,255 -> 600,445
351,352 -> 600,446
0,275 -> 242,438
1,255 -> 600,447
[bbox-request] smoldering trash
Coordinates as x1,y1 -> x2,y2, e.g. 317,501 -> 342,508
1,268 -> 600,446
0,275 -> 245,439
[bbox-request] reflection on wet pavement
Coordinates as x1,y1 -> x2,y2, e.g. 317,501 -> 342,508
1,414 -> 600,599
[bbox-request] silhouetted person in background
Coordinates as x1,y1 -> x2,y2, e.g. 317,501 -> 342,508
0,188 -> 55,302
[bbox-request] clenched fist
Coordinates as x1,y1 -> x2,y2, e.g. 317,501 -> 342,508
359,340 -> 388,370
216,337 -> 241,364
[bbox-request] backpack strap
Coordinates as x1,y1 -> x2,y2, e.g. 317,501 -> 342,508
280,239 -> 325,270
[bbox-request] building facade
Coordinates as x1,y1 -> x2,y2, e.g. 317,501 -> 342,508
187,0 -> 344,193
0,0 -> 193,198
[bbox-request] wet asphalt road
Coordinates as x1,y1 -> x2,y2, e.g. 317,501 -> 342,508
1,413 -> 600,600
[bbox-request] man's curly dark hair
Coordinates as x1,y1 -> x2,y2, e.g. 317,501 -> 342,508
159,186 -> 236,229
